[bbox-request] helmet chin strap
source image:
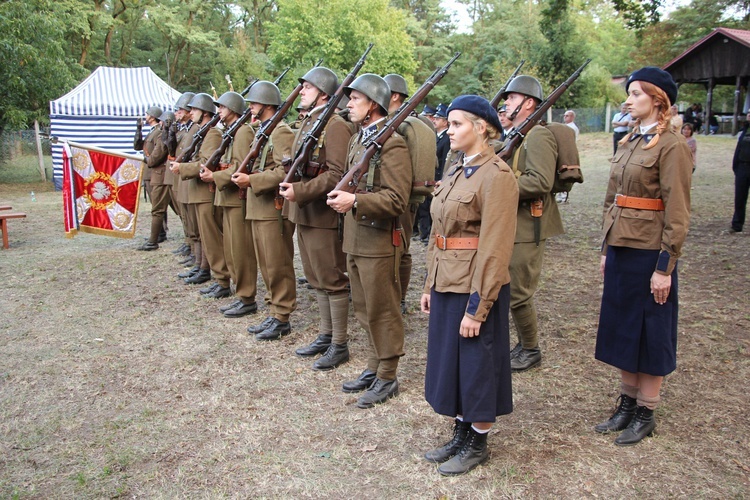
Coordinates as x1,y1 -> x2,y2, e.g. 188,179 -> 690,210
508,100 -> 526,122
307,90 -> 323,111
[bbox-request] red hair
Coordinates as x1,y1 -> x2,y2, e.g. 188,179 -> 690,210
619,81 -> 671,150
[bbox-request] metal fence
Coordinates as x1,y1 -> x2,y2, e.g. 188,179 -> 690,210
0,127 -> 52,163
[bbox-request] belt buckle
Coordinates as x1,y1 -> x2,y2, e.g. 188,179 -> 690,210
614,194 -> 625,206
436,235 -> 447,250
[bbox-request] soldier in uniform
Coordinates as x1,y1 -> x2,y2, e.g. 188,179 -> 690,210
231,81 -> 297,333
200,91 -> 257,302
280,67 -> 354,370
500,76 -> 564,371
327,74 -> 412,409
383,73 -> 437,314
415,103 -> 450,244
139,110 -> 176,251
171,93 -> 226,288
136,106 -> 167,250
171,92 -> 198,263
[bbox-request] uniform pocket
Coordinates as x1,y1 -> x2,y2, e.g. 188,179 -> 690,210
620,208 -> 655,221
445,190 -> 476,222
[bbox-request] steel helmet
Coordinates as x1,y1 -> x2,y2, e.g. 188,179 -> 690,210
345,73 -> 391,114
146,106 -> 163,119
383,74 -> 409,97
299,67 -> 339,97
500,75 -> 544,101
245,81 -> 282,106
188,93 -> 217,114
215,91 -> 246,115
174,92 -> 196,111
159,110 -> 175,123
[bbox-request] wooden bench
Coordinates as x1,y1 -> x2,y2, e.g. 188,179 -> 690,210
0,205 -> 12,211
1,211 -> 27,249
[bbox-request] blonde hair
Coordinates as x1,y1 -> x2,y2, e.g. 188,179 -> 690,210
620,81 -> 671,150
461,110 -> 500,144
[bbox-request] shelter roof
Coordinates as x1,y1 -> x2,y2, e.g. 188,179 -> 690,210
50,66 -> 181,117
663,27 -> 750,85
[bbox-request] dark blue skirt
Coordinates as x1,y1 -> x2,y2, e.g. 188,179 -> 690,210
424,285 -> 513,422
596,246 -> 679,376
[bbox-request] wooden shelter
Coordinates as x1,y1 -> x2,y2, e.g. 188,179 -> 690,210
662,27 -> 750,135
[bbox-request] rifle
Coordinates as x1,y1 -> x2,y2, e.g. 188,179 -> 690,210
232,72 -> 312,200
332,52 -> 461,194
225,74 -> 234,92
238,67 -> 291,97
490,59 -> 526,109
134,117 -> 144,150
277,44 -> 373,204
498,59 -> 591,163
162,118 -> 178,159
176,113 -> 221,163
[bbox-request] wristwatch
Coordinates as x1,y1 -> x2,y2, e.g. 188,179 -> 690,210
353,195 -> 358,210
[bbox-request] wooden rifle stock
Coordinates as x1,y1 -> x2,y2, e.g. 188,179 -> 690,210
490,59 -> 526,109
177,114 -> 221,163
498,59 -> 591,163
279,44 -> 374,192
333,52 -> 461,194
203,106 -> 256,173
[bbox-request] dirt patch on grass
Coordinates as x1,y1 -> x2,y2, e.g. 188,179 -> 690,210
1,133 -> 749,497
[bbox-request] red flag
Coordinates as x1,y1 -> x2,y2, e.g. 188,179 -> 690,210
62,144 -> 143,238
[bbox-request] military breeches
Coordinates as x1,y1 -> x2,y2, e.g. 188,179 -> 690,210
195,202 -> 229,287
509,240 -> 546,349
148,183 -> 172,243
252,219 -> 296,321
347,252 -> 405,380
222,205 -> 256,300
297,224 -> 348,294
398,203 -> 419,301
186,203 -> 200,244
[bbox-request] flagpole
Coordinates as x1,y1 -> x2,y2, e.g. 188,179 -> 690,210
50,137 -> 145,162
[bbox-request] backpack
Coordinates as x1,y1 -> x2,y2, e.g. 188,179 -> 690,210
397,115 -> 438,204
544,122 -> 583,195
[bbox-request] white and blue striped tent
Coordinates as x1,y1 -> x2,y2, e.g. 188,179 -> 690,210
50,66 -> 181,189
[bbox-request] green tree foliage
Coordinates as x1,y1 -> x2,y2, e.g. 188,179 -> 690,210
537,0 -> 588,107
267,0 -> 417,86
0,0 -> 84,130
612,0 -> 662,31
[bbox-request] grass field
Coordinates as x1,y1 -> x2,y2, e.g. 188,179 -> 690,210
1,133 -> 748,498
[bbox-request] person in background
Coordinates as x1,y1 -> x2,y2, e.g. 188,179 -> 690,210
708,111 -> 720,135
681,123 -> 697,172
563,110 -> 579,141
611,103 -> 632,155
730,110 -> 750,233
595,67 -> 692,446
420,95 -> 518,476
497,104 -> 513,140
670,104 -> 683,133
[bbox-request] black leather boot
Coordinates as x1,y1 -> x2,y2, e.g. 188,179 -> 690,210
342,369 -> 377,393
185,269 -> 211,285
178,265 -> 200,279
614,406 -> 655,446
437,426 -> 489,476
295,334 -> 332,357
595,394 -> 637,434
510,347 -> 541,371
425,419 -> 472,463
312,343 -> 349,371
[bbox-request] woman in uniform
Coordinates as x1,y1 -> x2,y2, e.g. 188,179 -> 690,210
419,95 -> 518,476
595,67 -> 692,446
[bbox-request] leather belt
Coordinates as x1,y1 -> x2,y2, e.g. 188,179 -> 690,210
413,180 -> 437,188
615,194 -> 665,211
435,234 -> 479,250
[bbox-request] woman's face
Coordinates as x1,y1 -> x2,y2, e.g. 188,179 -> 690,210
625,81 -> 658,122
681,125 -> 692,138
447,110 -> 481,154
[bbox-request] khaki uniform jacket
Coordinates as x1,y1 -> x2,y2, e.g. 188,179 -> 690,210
511,124 -> 564,242
286,107 -> 353,229
144,127 -> 168,184
182,127 -> 222,204
246,123 -> 295,220
343,122 -> 412,258
424,147 -> 518,322
602,129 -> 692,275
175,122 -> 200,204
213,124 -> 255,208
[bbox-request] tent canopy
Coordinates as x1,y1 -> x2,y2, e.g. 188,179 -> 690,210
50,66 -> 181,189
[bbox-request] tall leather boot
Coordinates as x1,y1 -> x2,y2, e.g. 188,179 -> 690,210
311,292 -> 350,370
425,419 -> 471,463
614,406 -> 655,446
437,426 -> 489,476
594,394 -> 637,433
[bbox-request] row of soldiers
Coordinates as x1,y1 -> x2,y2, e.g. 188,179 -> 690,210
133,66 -> 574,408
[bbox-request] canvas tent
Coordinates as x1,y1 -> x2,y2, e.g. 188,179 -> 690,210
50,66 -> 181,189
